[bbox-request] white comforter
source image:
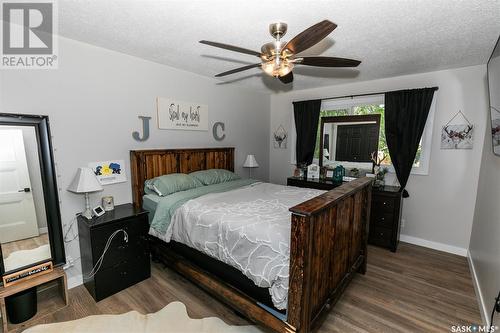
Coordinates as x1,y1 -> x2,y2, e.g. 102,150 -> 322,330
152,182 -> 324,310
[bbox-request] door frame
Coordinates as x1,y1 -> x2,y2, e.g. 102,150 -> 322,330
0,113 -> 65,278
319,114 -> 381,167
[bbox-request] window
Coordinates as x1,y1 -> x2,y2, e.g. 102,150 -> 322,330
310,94 -> 435,175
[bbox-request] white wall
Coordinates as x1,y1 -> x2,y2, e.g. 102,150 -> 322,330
468,51 -> 500,326
270,65 -> 489,253
0,37 -> 271,287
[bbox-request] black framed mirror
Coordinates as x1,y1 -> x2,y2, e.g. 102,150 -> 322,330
0,113 -> 65,281
488,35 -> 500,156
319,114 -> 381,169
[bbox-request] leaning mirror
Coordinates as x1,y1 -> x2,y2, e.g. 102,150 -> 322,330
0,114 -> 65,281
319,114 -> 381,172
488,35 -> 500,156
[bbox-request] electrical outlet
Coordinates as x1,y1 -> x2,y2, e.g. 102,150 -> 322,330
401,218 -> 406,228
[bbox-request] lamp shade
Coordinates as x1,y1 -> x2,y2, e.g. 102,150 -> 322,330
243,155 -> 259,168
67,167 -> 103,193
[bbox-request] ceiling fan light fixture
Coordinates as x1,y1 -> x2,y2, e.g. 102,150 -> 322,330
261,59 -> 294,77
278,59 -> 293,77
261,61 -> 276,76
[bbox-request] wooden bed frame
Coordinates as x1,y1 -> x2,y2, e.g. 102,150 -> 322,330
130,148 -> 372,333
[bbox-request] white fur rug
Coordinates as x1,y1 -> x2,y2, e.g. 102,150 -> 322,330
24,301 -> 263,333
4,244 -> 51,271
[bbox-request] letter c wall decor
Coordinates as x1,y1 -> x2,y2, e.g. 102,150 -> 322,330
213,122 -> 226,141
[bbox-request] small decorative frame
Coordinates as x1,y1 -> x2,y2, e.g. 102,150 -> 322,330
273,125 -> 288,149
88,160 -> 127,185
440,110 -> 474,150
3,261 -> 53,287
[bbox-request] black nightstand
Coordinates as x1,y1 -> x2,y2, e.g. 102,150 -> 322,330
77,203 -> 150,301
369,185 -> 402,252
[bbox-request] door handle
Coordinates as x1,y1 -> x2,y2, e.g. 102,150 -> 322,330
18,188 -> 30,193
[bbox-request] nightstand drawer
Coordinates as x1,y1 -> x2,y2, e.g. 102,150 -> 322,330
94,256 -> 151,301
372,197 -> 396,213
91,215 -> 149,270
370,211 -> 394,228
369,226 -> 392,246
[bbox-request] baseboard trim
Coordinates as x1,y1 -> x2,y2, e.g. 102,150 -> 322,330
66,273 -> 83,290
399,234 -> 467,256
467,250 -> 489,326
39,227 -> 48,234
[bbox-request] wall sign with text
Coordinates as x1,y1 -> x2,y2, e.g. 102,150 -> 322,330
157,97 -> 208,131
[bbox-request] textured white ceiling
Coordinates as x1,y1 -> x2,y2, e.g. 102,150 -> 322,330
59,0 -> 500,93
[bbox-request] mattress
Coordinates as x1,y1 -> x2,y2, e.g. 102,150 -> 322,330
143,194 -> 162,223
147,180 -> 325,310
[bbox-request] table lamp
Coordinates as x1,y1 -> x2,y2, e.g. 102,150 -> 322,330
67,167 -> 103,219
243,154 -> 259,178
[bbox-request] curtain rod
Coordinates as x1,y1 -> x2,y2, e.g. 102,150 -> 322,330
292,86 -> 439,104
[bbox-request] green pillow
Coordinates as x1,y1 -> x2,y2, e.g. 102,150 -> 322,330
144,173 -> 203,196
190,169 -> 240,185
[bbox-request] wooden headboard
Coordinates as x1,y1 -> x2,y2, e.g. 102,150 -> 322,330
130,148 -> 235,208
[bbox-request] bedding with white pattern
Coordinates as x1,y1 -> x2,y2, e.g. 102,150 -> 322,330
149,181 -> 325,310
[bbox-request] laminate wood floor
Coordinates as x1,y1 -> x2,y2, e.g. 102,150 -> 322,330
2,233 -> 49,258
28,243 -> 481,332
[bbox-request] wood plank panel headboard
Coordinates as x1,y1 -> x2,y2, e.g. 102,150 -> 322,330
130,148 -> 235,208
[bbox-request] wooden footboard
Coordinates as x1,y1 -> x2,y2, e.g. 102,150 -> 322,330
287,177 -> 372,333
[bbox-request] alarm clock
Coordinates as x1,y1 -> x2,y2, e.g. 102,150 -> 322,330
92,205 -> 105,217
102,196 -> 115,211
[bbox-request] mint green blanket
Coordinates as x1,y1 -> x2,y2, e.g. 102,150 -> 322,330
149,179 -> 258,234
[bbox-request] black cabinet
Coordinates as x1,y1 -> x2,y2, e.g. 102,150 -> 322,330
78,203 -> 150,301
369,186 -> 402,252
286,177 -> 403,252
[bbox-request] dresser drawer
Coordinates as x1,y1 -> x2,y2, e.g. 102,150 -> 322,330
93,256 -> 151,301
370,211 -> 394,229
91,215 -> 149,270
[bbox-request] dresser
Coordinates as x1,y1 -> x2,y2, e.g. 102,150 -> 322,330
286,177 -> 403,252
78,203 -> 150,301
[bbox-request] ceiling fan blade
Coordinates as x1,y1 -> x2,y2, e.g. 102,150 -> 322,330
214,63 -> 262,77
283,20 -> 337,55
297,56 -> 361,67
278,71 -> 294,84
199,40 -> 261,57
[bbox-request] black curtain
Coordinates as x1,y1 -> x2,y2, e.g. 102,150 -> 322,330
385,88 -> 436,197
293,99 -> 322,165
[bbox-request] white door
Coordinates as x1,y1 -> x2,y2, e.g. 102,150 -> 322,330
0,129 -> 39,243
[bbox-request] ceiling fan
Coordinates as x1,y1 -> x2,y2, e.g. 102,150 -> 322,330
200,20 -> 361,84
